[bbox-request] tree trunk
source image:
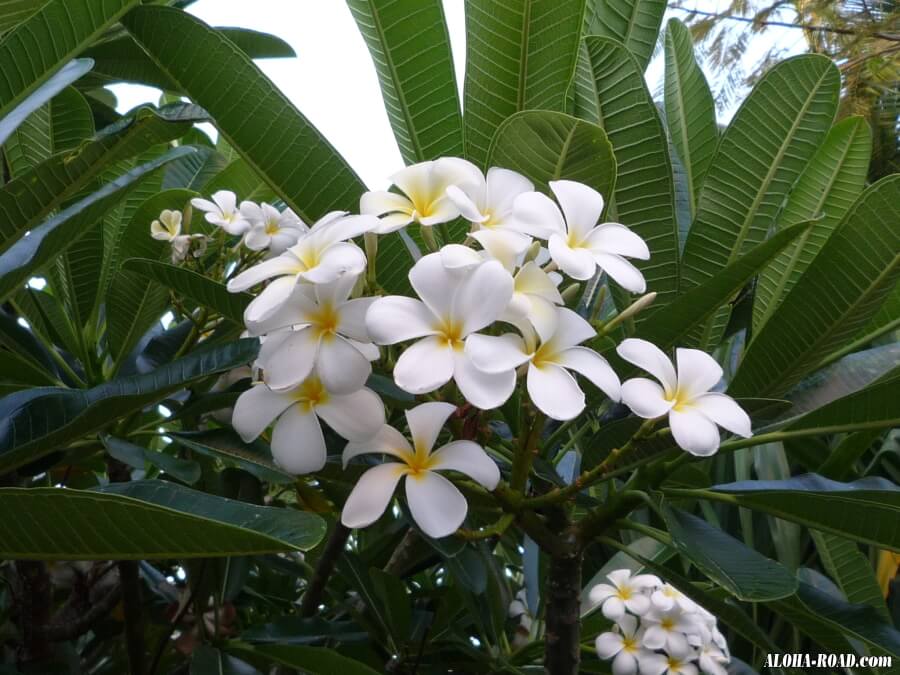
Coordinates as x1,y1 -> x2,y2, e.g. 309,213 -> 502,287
543,549 -> 583,675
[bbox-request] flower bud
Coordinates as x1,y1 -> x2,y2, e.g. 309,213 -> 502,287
560,283 -> 581,303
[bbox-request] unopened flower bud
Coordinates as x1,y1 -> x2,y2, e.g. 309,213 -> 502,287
560,283 -> 580,303
523,240 -> 542,263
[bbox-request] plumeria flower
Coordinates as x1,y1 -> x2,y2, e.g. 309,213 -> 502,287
595,615 -> 653,675
640,607 -> 699,654
616,338 -> 752,456
513,180 -> 649,291
641,642 -> 699,675
691,635 -> 729,675
466,307 -> 620,421
503,261 -> 564,342
232,374 -> 384,475
366,252 -> 516,409
241,202 -> 307,254
588,569 -> 659,620
651,584 -> 697,614
150,209 -> 183,241
227,211 -> 377,324
250,274 -> 376,394
360,157 -> 482,233
340,402 -> 500,539
191,190 -> 251,235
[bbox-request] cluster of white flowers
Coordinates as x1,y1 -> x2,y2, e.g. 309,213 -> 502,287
590,570 -> 730,675
150,209 -> 207,263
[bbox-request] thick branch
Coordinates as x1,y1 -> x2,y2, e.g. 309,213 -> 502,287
543,548 -> 583,675
14,561 -> 52,665
300,523 -> 351,617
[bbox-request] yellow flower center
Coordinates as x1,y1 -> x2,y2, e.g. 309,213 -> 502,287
531,342 -> 558,369
403,439 -> 438,480
668,657 -> 683,670
667,388 -> 693,412
622,636 -> 637,653
437,320 -> 465,351
294,245 -> 320,270
293,377 -> 328,412
265,221 -> 280,235
660,617 -> 675,631
309,303 -> 340,341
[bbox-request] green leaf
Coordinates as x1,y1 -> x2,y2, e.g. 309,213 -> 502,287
662,505 -> 797,601
228,644 -> 381,675
102,435 -> 202,485
122,6 -> 365,222
731,175 -> 900,397
811,531 -> 889,620
0,338 -> 258,472
584,0 -> 666,70
579,37 -> 680,305
679,55 -> 840,348
0,480 -> 324,559
463,0 -> 585,167
348,0 -> 463,164
0,0 -> 44,35
0,147 -> 194,304
0,0 -> 138,122
201,158 -> 277,204
754,117 -> 871,331
122,258 -> 252,323
170,429 -> 294,485
663,18 -> 716,218
698,474 -> 900,552
0,103 -> 207,253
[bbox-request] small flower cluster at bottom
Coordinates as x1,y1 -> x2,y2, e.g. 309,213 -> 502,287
590,570 -> 729,675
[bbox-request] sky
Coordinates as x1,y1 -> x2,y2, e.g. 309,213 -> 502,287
110,0 -> 808,190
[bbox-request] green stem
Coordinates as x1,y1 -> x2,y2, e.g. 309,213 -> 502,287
719,418 -> 900,453
511,413 -> 545,492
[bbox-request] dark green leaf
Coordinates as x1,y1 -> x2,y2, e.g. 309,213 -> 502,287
170,429 -> 293,485
102,435 -> 202,485
584,0 -> 666,70
811,530 -> 889,620
228,644 -> 381,675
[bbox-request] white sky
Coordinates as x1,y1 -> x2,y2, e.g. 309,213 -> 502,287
110,0 -> 807,190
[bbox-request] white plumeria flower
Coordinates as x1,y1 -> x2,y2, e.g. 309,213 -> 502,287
693,636 -> 728,675
232,374 -> 384,475
340,402 -> 500,539
641,641 -> 699,675
241,202 -> 307,254
191,190 -> 251,235
227,211 -> 377,324
503,261 -> 564,342
640,606 -> 699,655
466,307 -> 620,421
595,615 -> 652,675
249,274 -> 376,394
150,209 -> 182,241
588,569 -> 659,620
513,180 -> 649,291
366,252 -> 516,409
616,338 -> 752,456
169,235 -> 192,263
360,157 -> 482,233
651,584 -> 697,614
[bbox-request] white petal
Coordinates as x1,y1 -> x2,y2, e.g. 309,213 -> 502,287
675,347 -> 723,399
409,252 -> 459,319
527,363 -> 585,421
314,214 -> 379,247
212,190 -> 237,214
316,336 -> 372,395
405,471 -> 467,538
227,254 -> 300,292
257,327 -> 318,391
430,440 -> 500,489
391,161 -> 435,200
544,307 -> 595,351
549,180 -> 605,243
314,270 -> 358,307
453,259 -> 514,334
641,625 -> 668,651
418,195 -> 462,226
694,393 -> 752,438
440,243 -> 483,270
433,156 -> 483,192
245,284 -> 318,335
548,234 -> 597,280
298,242 -> 366,284
527,295 -> 560,343
394,336 -> 454,394
485,167 -> 533,214
243,225 -> 271,251
669,408 -> 721,456
624,594 -> 650,615
453,351 -> 516,410
515,261 -> 563,303
464,333 -> 530,374
585,222 -> 650,259
366,296 -> 437,344
373,211 -> 415,233
317,387 -> 385,441
338,297 -> 376,342
611,650 -> 639,675
190,197 -> 219,214
589,584 -> 617,604
601,596 -> 626,620
445,184 -> 487,223
594,253 -> 647,294
470,229 -> 530,270
511,191 -> 566,239
595,632 -> 624,659
616,338 -> 677,393
361,190 -> 413,217
341,463 -> 406,529
620,378 -> 673,419
271,405 -> 327,474
231,384 -> 295,442
405,401 -> 457,454
244,276 -> 300,325
555,347 -> 621,401
343,424 -> 413,467
639,652 -> 669,675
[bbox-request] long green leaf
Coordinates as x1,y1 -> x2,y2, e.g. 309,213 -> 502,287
0,480 -> 324,559
0,0 -> 139,122
228,644 -> 381,675
754,117 -> 871,331
0,0 -> 43,35
103,435 -> 202,485
579,37 -> 680,305
0,338 -> 258,472
463,0 -> 585,167
348,0 -> 463,164
663,18 -> 716,218
584,0 -> 665,70
731,175 -> 900,397
170,429 -> 293,485
123,258 -> 252,324
680,55 -> 839,348
122,6 -> 365,221
811,531 -> 889,620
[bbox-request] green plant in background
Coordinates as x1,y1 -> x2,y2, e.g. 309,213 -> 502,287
0,1 -> 898,674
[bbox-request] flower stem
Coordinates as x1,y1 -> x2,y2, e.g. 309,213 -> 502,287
511,413 -> 545,492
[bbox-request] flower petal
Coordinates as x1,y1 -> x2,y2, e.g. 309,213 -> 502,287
341,463 -> 406,529
243,225 -> 271,251
611,650 -> 638,675
549,180 -> 605,243
343,424 -> 413,467
669,407 -> 721,456
314,270 -> 358,307
245,284 -> 318,336
338,297 -> 376,342
485,166 -> 533,214
527,363 -> 585,421
409,251 -> 458,319
694,392 -> 752,437
465,333 -> 531,373
544,307 -> 595,351
526,295 -> 560,343
446,184 -> 488,223
595,632 -> 624,659
430,440 -> 500,489
440,243 -> 483,270
366,296 -> 437,344
638,652 -> 668,675
405,401 -> 457,454
227,254 -> 300,292
405,470 -> 467,538
244,276 -> 298,324
511,191 -> 566,239
675,347 -> 723,399
548,234 -> 596,280
394,336 -> 454,394
298,242 -> 366,284
616,338 -> 677,393
594,253 -> 646,294
231,384 -> 296,442
620,378 -> 673,419
585,222 -> 649,259
257,327 -> 318,391
212,190 -> 237,214
373,211 -> 414,233
453,351 -> 516,410
470,229 -> 529,270
271,404 -> 327,474
555,346 -> 621,401
361,190 -> 413,217
418,195 -> 462,226
515,261 -> 563,303
601,596 -> 626,620
317,387 -> 385,441
316,336 -> 372,395
453,259 -> 514,334
313,214 -> 378,247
